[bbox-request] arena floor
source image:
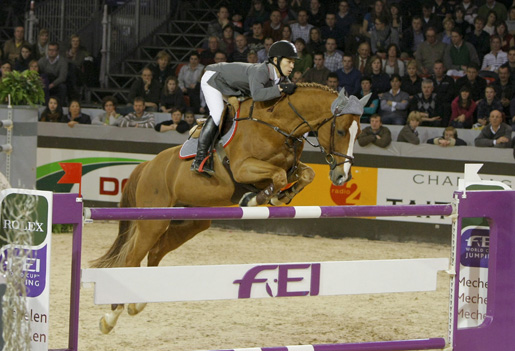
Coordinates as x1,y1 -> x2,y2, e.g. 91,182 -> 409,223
49,222 -> 450,351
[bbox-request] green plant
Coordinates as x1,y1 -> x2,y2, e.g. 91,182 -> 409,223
0,70 -> 45,106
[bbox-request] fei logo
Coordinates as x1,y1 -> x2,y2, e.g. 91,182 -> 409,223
461,228 -> 489,268
233,263 -> 320,299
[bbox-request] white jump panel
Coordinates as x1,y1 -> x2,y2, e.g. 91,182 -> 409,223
81,258 -> 449,305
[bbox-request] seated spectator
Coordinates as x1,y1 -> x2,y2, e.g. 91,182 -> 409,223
303,52 -> 331,84
321,12 -> 344,49
178,53 -> 204,113
246,22 -> 265,53
0,60 -> 11,81
365,55 -> 390,94
306,27 -> 324,55
247,50 -> 259,63
150,50 -> 174,87
353,41 -> 371,74
431,60 -> 456,106
460,0 -> 478,27
281,25 -> 293,42
465,17 -> 491,64
219,25 -> 236,57
444,28 -> 480,77
427,126 -> 467,147
229,34 -> 250,62
335,54 -> 361,95
478,1 -> 507,23
277,0 -> 297,24
326,72 -> 339,91
335,0 -> 355,38
92,96 -> 122,126
207,6 -> 230,39
154,108 -> 190,134
128,67 -> 161,111
474,109 -> 512,147
38,42 -> 68,106
33,28 -> 49,60
440,17 -> 455,46
475,86 -> 503,129
382,44 -> 404,77
3,26 -> 30,63
496,21 -> 514,52
257,37 -> 274,63
14,44 -> 34,72
388,3 -> 403,36
119,97 -> 155,128
29,59 -> 49,101
380,74 -> 409,125
454,6 -> 472,37
414,27 -> 446,75
183,108 -> 198,129
290,38 -> 312,77
307,0 -> 326,28
291,10 -> 314,44
362,0 -> 385,35
159,76 -> 186,113
455,63 -> 487,102
370,15 -> 399,55
39,96 -> 63,122
323,38 -> 343,72
357,76 -> 379,122
507,6 -> 515,35
357,113 -> 392,148
492,64 -> 514,117
263,10 -> 285,42
64,99 -> 91,128
450,85 -> 477,128
483,10 -> 498,36
243,0 -> 269,33
409,79 -> 444,127
481,35 -> 508,79
401,60 -> 422,99
397,111 -> 422,144
421,2 -> 442,33
401,16 -> 424,57
344,24 -> 368,58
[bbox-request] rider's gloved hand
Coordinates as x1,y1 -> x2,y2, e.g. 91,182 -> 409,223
279,83 -> 296,95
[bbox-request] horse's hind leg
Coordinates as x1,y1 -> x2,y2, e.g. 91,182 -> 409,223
126,219 -> 212,316
270,162 -> 315,205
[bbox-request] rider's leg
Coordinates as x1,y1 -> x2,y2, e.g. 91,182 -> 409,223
191,71 -> 224,175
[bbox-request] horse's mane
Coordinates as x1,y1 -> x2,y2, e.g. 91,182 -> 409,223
296,82 -> 338,95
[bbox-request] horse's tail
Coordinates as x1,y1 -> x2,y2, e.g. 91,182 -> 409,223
89,162 -> 147,268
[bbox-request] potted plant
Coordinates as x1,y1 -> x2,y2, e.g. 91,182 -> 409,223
0,70 -> 45,106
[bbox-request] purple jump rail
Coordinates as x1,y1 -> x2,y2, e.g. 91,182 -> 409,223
86,204 -> 453,221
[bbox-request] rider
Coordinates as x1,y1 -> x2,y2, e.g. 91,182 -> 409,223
191,40 -> 299,176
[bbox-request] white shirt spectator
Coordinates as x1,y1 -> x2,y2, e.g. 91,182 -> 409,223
291,23 -> 313,43
481,51 -> 508,71
324,51 -> 343,72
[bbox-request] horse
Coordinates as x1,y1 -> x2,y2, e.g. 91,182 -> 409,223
90,83 -> 370,333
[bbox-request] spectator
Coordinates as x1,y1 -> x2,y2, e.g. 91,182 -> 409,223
475,86 -> 503,128
382,44 -> 404,77
3,26 -> 29,63
354,41 -> 371,74
397,111 -> 421,144
477,0 -> 507,24
247,50 -> 259,63
370,15 -> 399,55
149,51 -> 174,87
64,99 -> 91,128
291,9 -> 314,44
39,96 -> 63,122
344,23 -> 369,56
495,21 -> 514,52
427,126 -> 467,146
362,0 -> 386,35
388,3 -> 403,34
303,52 -> 331,84
409,79 -> 444,127
281,25 -> 293,42
348,0 -> 368,23
401,16 -> 424,57
257,37 -> 274,63
454,6 -> 472,36
450,85 -> 477,128
291,70 -> 304,84
335,54 -> 361,95
483,10 -> 498,36
401,60 -> 422,99
323,38 -> 343,72
66,34 -> 93,98
431,60 -> 456,105
290,38 -> 312,76
357,76 -> 379,122
243,0 -> 269,32
200,37 -> 220,66
433,0 -> 452,23
178,53 -> 204,113
481,35 -> 508,76
380,74 -> 409,125
357,113 -> 392,147
160,76 -> 186,113
219,25 -> 236,57
154,108 -> 190,134
492,64 -> 514,116
92,96 -> 122,126
326,72 -> 339,91
38,42 -> 68,106
458,0 -> 478,26
455,63 -> 487,102
13,44 -> 34,72
308,0 -> 326,28
465,17 -> 491,64
366,55 -> 391,94
321,13 -> 345,49
415,27 -> 446,75
263,10 -> 285,42
183,108 -> 198,130
66,34 -> 90,74
246,22 -> 265,53
444,29 -> 480,77
335,1 -> 355,38
229,34 -> 250,62
508,6 -> 515,34
421,1 -> 441,33
277,0 -> 297,24
214,51 -> 228,63
33,28 -> 49,60
306,27 -> 324,55
507,47 -> 515,80
208,6 -> 230,39
119,97 -> 155,128
128,67 -> 161,111
440,18 -> 455,46
475,109 -> 512,147
29,59 -> 49,101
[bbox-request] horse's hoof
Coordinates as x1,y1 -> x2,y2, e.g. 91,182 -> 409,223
269,196 -> 281,206
128,303 -> 147,316
99,316 -> 114,334
239,192 -> 255,207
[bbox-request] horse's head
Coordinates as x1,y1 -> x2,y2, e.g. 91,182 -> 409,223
317,89 -> 371,186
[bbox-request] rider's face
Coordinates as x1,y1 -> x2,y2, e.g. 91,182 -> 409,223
278,57 -> 295,76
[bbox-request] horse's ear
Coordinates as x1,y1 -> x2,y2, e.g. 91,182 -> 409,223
338,87 -> 347,99
359,93 -> 372,107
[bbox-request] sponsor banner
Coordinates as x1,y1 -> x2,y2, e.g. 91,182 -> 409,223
0,189 -> 53,350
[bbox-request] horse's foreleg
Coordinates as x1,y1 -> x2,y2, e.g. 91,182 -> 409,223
99,304 -> 124,334
270,162 -> 315,206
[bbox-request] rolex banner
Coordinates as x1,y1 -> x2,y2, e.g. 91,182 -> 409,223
0,189 -> 53,350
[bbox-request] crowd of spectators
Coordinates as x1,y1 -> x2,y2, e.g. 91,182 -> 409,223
2,0 -> 515,149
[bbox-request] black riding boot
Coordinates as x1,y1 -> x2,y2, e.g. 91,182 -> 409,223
191,116 -> 218,175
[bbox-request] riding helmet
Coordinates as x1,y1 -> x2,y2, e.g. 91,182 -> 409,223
268,40 -> 299,60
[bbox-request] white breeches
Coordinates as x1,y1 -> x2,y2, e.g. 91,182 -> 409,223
201,71 -> 224,126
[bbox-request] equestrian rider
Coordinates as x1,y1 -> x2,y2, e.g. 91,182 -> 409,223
191,40 -> 299,176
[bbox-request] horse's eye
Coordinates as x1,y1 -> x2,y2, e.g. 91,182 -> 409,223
337,130 -> 346,137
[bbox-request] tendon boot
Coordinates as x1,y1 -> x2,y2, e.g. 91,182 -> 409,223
191,116 -> 218,176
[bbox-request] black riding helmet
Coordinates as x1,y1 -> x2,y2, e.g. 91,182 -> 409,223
268,40 -> 299,77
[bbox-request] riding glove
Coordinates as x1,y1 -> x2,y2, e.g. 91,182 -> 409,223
279,83 -> 296,95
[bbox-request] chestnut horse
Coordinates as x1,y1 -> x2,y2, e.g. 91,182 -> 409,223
91,84 -> 370,333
